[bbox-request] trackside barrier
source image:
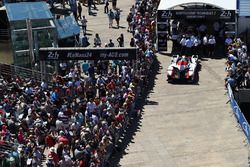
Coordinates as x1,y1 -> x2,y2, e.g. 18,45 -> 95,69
227,84 -> 250,143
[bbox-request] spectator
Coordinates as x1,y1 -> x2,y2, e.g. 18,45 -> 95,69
48,147 -> 59,166
245,67 -> 250,88
87,0 -> 92,15
112,0 -> 117,9
94,33 -> 102,47
77,2 -> 82,20
225,36 -> 233,53
88,64 -> 95,79
81,33 -> 90,47
104,0 -> 109,13
108,39 -> 115,47
108,9 -> 114,28
130,38 -> 135,47
114,9 -> 120,28
126,12 -> 133,32
81,16 -> 88,34
46,155 -> 55,167
117,34 -> 124,47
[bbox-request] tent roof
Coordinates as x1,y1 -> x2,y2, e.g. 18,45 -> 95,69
158,0 -> 236,10
5,2 -> 53,22
54,15 -> 80,39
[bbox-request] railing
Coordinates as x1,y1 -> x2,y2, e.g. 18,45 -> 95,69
0,63 -> 53,83
0,29 -> 9,42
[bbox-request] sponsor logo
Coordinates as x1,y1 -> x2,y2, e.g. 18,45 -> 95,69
233,104 -> 241,120
242,121 -> 249,137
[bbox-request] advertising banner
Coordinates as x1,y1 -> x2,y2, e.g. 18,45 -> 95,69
158,10 -> 235,22
39,47 -> 137,61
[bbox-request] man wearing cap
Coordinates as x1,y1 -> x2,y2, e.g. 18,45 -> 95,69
48,147 -> 59,166
57,131 -> 69,146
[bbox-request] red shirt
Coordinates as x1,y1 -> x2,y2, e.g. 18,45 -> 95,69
79,159 -> 86,167
18,132 -> 25,144
45,135 -> 55,147
106,81 -> 115,90
115,114 -> 122,123
48,152 -> 59,165
58,136 -> 69,146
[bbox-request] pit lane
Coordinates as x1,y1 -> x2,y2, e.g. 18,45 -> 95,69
117,54 -> 248,167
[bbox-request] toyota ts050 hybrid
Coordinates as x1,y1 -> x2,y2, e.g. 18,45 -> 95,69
167,55 -> 199,83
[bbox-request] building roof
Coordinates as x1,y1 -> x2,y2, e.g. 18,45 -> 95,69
158,0 -> 236,10
5,2 -> 53,22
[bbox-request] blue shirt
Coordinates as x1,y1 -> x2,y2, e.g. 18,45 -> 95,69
185,39 -> 193,48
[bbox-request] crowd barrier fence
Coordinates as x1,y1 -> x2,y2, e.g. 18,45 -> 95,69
227,84 -> 250,143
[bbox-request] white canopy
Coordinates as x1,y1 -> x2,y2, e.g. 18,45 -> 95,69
158,0 -> 236,10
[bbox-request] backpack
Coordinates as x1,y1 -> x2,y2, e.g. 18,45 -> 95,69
109,11 -> 114,19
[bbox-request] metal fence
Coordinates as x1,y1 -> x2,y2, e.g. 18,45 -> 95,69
0,29 -> 9,42
0,63 -> 53,83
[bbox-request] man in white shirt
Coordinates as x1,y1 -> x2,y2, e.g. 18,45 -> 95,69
202,34 -> 208,56
208,35 -> 216,57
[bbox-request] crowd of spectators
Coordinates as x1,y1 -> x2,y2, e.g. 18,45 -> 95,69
0,0 -> 159,167
224,36 -> 249,90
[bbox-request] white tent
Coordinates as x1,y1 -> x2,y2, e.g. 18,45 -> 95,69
158,0 -> 236,10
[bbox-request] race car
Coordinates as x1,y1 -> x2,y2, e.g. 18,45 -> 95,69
167,55 -> 199,83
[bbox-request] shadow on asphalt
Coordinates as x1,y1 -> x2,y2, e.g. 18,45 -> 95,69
109,57 -> 160,167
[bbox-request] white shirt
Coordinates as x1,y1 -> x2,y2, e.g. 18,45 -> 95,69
180,38 -> 186,46
203,36 -> 208,45
193,38 -> 200,47
41,81 -> 48,89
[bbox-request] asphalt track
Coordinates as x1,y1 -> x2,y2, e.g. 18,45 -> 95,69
45,0 -> 249,166
114,52 -> 248,167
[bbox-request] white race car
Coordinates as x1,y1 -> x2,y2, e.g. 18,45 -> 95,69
167,55 -> 199,83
